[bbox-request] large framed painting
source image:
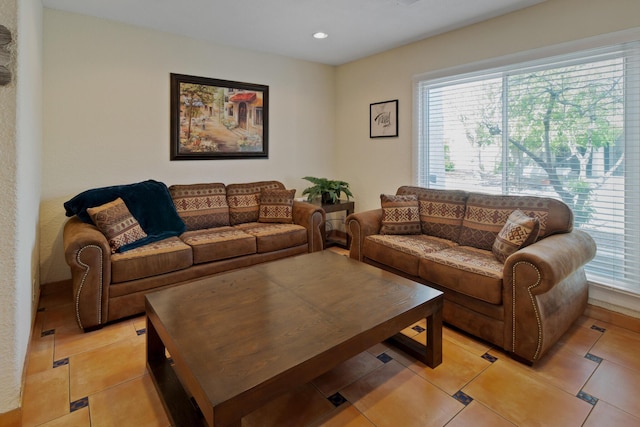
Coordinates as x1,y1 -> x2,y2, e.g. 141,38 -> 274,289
370,99 -> 398,138
170,73 -> 269,160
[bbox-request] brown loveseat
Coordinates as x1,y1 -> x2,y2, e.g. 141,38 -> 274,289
346,186 -> 596,364
63,180 -> 325,331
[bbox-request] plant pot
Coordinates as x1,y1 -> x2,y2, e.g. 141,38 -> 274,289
321,192 -> 335,204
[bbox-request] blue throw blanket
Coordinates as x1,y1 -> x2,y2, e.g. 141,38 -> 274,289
64,179 -> 186,252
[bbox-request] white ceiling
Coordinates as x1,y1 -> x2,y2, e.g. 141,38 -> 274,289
42,0 -> 544,66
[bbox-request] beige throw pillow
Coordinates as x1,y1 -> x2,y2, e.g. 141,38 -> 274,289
87,197 -> 148,253
492,209 -> 540,262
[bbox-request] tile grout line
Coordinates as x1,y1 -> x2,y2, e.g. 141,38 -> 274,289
569,321 -> 608,425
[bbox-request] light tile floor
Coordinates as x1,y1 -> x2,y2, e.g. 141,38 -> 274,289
22,251 -> 640,426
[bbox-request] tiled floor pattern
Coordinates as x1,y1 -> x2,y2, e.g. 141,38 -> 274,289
23,261 -> 640,426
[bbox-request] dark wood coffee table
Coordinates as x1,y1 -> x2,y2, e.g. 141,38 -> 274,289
146,251 -> 443,427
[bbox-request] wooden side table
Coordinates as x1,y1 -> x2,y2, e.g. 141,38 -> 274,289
316,199 -> 355,249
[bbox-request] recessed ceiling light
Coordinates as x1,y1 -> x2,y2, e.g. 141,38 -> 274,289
313,32 -> 328,39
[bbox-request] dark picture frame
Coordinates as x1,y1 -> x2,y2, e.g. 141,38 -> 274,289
170,73 -> 269,160
370,99 -> 398,138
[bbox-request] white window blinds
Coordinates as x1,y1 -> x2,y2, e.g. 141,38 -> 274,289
414,41 -> 640,294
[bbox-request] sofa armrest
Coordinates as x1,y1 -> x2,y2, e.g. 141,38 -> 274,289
346,209 -> 383,261
503,230 -> 596,363
292,201 -> 325,253
63,216 -> 112,331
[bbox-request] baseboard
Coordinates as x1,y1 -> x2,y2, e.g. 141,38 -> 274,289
0,407 -> 21,427
587,281 -> 640,333
585,304 -> 640,334
588,281 -> 640,318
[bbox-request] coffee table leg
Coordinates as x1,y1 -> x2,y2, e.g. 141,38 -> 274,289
147,317 -> 164,364
147,316 -> 208,426
424,308 -> 443,367
385,308 -> 443,368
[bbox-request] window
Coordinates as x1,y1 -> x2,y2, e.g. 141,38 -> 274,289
414,40 -> 640,294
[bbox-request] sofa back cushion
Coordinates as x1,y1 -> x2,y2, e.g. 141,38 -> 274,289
169,183 -> 230,231
227,181 -> 285,225
396,186 -> 468,241
457,193 -> 573,250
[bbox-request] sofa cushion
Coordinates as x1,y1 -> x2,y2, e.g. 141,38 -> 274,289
169,183 -> 230,231
458,193 -> 552,251
418,190 -> 468,241
379,194 -> 421,235
227,181 -> 285,225
364,234 -> 458,276
111,237 -> 192,283
492,210 -> 540,262
259,189 -> 296,224
86,197 -> 147,254
180,227 -> 257,264
235,222 -> 307,253
419,246 -> 503,304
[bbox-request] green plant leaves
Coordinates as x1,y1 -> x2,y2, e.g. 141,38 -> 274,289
301,176 -> 353,203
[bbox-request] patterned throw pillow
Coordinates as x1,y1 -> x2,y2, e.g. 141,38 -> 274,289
492,210 -> 540,262
227,181 -> 284,225
86,197 -> 148,253
259,189 -> 296,223
169,183 -> 230,231
380,194 -> 421,235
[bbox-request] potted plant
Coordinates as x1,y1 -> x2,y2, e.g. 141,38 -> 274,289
302,176 -> 353,204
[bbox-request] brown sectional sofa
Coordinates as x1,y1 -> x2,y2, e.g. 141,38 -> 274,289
347,186 -> 597,364
63,180 -> 325,331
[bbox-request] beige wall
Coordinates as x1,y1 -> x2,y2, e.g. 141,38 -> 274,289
40,9 -> 336,284
335,0 -> 640,213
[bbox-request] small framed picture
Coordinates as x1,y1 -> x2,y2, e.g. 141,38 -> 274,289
370,99 -> 398,138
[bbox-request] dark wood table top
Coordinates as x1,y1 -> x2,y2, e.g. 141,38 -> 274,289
146,251 -> 442,426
